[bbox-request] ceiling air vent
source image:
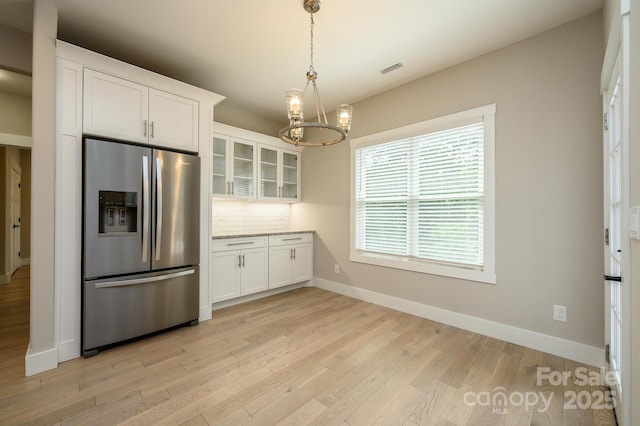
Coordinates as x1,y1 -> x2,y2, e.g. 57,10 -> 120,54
380,62 -> 403,75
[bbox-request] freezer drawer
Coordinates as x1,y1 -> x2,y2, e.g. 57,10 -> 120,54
82,266 -> 199,356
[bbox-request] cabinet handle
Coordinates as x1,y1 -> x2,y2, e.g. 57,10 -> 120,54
242,254 -> 245,267
150,121 -> 155,138
238,254 -> 242,268
289,248 -> 293,260
226,241 -> 255,246
231,181 -> 234,195
283,237 -> 303,241
143,119 -> 148,137
293,248 -> 296,259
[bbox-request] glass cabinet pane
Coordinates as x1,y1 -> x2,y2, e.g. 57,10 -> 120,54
260,147 -> 278,198
212,137 -> 227,195
282,151 -> 298,199
233,141 -> 254,197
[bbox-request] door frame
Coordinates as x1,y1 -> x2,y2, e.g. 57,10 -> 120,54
9,159 -> 22,276
601,8 -> 631,425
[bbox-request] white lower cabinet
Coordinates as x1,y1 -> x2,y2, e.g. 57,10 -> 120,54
210,232 -> 314,304
210,237 -> 268,303
268,233 -> 313,289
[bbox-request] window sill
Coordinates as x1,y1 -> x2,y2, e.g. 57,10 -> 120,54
350,251 -> 496,285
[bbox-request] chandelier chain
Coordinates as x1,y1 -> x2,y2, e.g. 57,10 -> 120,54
309,14 -> 315,74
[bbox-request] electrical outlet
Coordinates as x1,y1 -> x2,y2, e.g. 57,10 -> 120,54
553,305 -> 567,322
334,264 -> 340,274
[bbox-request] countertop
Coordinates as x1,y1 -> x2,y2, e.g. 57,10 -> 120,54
212,230 -> 315,239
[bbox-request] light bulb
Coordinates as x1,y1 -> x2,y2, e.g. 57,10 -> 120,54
286,89 -> 304,120
337,104 -> 352,133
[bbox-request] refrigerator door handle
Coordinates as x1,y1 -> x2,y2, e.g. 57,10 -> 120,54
155,156 -> 163,261
94,269 -> 196,289
142,156 -> 150,263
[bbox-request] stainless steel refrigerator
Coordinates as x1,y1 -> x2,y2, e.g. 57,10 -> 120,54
82,137 -> 200,357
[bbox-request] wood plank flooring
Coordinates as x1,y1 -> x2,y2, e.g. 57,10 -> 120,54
0,266 -> 617,425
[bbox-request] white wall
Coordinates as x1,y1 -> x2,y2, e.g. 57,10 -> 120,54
26,0 -> 58,375
293,13 -> 604,351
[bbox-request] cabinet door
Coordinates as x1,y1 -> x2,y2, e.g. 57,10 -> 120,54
149,88 -> 199,152
212,136 -> 230,197
258,146 -> 279,200
240,248 -> 268,295
281,150 -> 300,201
83,69 -> 148,143
231,140 -> 256,199
269,245 -> 292,289
291,243 -> 313,283
210,251 -> 240,303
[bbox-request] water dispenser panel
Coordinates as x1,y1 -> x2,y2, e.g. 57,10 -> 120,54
98,191 -> 138,234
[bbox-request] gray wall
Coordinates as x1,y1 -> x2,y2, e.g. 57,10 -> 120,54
0,24 -> 32,73
0,92 -> 32,136
293,12 -> 605,348
214,99 -> 282,137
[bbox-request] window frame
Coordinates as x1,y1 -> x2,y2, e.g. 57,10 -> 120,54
350,104 -> 496,284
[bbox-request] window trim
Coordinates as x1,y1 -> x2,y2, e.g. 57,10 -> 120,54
350,104 -> 496,284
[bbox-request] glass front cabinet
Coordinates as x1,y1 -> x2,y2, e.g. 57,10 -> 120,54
258,147 -> 300,202
212,134 -> 256,199
212,124 -> 302,203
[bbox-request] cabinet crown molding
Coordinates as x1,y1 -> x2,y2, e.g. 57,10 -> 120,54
57,40 -> 225,106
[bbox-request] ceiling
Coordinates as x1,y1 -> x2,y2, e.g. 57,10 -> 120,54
0,0 -> 603,125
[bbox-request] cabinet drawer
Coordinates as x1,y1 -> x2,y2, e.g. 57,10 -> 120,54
211,236 -> 267,252
268,233 -> 313,247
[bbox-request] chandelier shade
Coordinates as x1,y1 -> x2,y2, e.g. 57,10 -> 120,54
279,0 -> 353,147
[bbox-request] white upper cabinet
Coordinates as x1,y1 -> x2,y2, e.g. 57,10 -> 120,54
83,69 -> 148,144
211,135 -> 231,197
148,88 -> 198,151
213,122 -> 303,202
83,69 -> 199,152
258,147 -> 300,202
212,134 -> 257,199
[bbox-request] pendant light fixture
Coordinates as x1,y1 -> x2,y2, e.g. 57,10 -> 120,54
279,0 -> 353,147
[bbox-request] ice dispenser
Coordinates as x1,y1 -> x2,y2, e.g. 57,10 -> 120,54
98,191 -> 138,234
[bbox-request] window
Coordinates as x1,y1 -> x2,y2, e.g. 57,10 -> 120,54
350,104 -> 496,284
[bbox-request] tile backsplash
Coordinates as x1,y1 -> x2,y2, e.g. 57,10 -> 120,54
212,200 -> 291,235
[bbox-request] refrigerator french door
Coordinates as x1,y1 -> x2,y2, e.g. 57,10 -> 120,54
82,138 -> 200,357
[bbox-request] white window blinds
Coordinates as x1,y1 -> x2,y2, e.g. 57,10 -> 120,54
354,121 -> 485,270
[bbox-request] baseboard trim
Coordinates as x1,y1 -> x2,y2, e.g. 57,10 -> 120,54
211,281 -> 312,313
0,273 -> 9,284
313,277 -> 604,368
57,339 -> 80,363
199,305 -> 213,322
25,343 -> 58,376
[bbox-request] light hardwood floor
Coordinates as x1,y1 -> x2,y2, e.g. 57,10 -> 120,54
0,266 -> 617,425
